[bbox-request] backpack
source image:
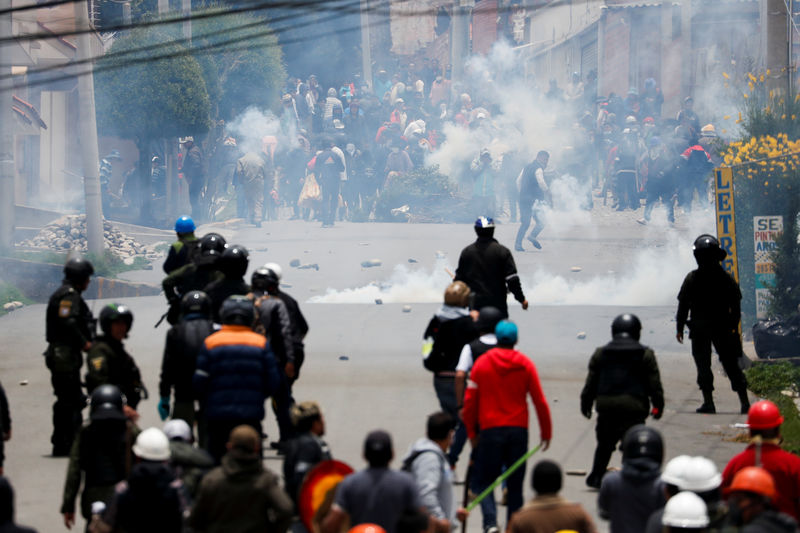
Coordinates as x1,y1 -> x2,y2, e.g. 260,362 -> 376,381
401,448 -> 442,473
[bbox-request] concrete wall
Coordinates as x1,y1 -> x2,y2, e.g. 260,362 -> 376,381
0,257 -> 160,302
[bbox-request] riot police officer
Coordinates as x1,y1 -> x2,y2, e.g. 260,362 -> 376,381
86,304 -> 145,410
159,291 -> 215,430
45,257 -> 95,456
204,244 -> 251,323
163,215 -> 199,274
581,314 -> 664,489
162,232 -> 226,325
61,385 -> 137,529
677,234 -> 750,414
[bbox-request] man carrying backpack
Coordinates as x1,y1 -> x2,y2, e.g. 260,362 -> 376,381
401,412 -> 456,533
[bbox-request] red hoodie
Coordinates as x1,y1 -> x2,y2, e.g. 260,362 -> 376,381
462,347 -> 552,441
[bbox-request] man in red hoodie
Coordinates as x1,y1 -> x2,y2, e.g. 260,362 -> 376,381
462,320 -> 552,533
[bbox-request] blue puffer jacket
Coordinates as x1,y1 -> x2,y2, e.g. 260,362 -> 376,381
193,325 -> 280,421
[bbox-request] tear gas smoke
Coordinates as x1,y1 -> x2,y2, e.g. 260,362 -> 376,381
225,106 -> 293,155
310,209 -> 715,306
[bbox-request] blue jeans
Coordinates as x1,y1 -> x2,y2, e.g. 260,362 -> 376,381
475,426 -> 528,529
433,375 -> 467,466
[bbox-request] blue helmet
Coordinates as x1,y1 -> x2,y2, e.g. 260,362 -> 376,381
175,215 -> 195,234
474,216 -> 495,230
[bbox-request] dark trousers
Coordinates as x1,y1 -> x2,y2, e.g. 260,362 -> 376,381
271,374 -> 296,443
589,410 -> 646,481
206,419 -> 262,464
320,179 -> 339,225
50,370 -> 84,454
189,186 -> 203,222
691,328 -> 748,393
643,179 -> 675,222
475,426 -> 528,529
432,375 -> 467,466
515,201 -> 545,246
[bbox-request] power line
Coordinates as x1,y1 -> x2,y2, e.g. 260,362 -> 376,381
0,0 -> 78,17
12,0 -> 393,90
1,0 -> 371,83
0,0 -> 361,45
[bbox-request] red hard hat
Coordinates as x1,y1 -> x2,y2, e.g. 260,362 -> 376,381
349,525 -> 387,533
726,467 -> 777,502
747,400 -> 784,430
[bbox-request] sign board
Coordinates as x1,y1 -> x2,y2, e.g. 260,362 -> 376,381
714,167 -> 739,281
753,215 -> 783,319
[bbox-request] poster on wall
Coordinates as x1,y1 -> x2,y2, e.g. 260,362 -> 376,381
753,215 -> 783,319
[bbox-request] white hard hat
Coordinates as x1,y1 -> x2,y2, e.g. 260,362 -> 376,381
132,427 -> 171,461
163,419 -> 192,443
263,262 -> 282,280
679,456 -> 722,492
662,491 -> 709,528
661,455 -> 692,487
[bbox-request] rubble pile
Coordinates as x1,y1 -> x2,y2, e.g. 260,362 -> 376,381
19,215 -> 162,263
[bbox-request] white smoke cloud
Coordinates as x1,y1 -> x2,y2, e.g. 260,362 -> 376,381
225,107 -> 285,155
309,209 -> 715,305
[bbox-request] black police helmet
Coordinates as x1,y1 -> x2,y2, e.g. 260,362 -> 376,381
219,245 -> 249,278
611,313 -> 642,340
477,306 -> 504,334
180,290 -> 211,317
99,303 -> 134,336
622,425 -> 664,464
251,267 -> 279,292
200,233 -> 227,256
220,295 -> 255,326
693,234 -> 727,263
64,257 -> 94,283
90,384 -> 126,421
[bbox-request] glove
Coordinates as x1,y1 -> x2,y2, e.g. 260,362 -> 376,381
157,397 -> 170,421
651,407 -> 662,420
581,404 -> 592,420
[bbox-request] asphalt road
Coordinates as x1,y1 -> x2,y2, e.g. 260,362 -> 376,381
1,205 -> 753,532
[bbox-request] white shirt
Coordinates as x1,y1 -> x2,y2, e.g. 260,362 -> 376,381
455,333 -> 497,373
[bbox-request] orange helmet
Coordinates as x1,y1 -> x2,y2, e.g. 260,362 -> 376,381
349,525 -> 387,533
726,467 -> 777,501
747,400 -> 784,430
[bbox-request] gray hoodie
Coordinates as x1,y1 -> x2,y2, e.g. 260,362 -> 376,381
402,438 -> 454,525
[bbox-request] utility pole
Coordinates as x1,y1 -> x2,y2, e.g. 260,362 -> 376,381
182,0 -> 191,42
360,0 -> 373,88
451,0 -> 474,86
764,0 -> 789,96
0,0 -> 14,251
75,0 -> 104,256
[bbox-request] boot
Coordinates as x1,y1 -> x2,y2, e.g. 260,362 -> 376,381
738,389 -> 751,415
696,389 -> 716,414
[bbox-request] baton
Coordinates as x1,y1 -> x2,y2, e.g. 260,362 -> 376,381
464,444 -> 542,512
154,312 -> 168,328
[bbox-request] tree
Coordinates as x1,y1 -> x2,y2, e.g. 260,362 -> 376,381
769,194 -> 800,318
95,25 -> 211,222
192,8 -> 286,122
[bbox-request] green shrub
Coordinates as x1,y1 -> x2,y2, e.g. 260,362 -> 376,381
745,360 -> 800,396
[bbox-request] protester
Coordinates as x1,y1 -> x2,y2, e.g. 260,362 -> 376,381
454,217 -> 528,317
189,425 -> 294,533
720,467 -> 798,531
282,401 -> 331,507
721,400 -> 800,521
461,320 -> 552,533
321,430 -> 426,533
507,460 -> 597,533
598,425 -> 665,533
401,412 -> 455,533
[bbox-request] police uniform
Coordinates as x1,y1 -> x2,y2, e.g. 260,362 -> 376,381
677,265 -> 748,409
162,257 -> 223,325
581,335 -> 664,487
45,282 -> 93,455
86,336 -> 144,410
162,234 -> 198,274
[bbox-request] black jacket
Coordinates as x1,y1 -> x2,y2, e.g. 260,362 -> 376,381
454,236 -> 525,315
677,264 -> 741,334
0,477 -> 37,533
282,432 -> 331,505
581,336 -> 664,415
423,309 -> 478,373
204,278 -> 251,323
160,315 -> 215,401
